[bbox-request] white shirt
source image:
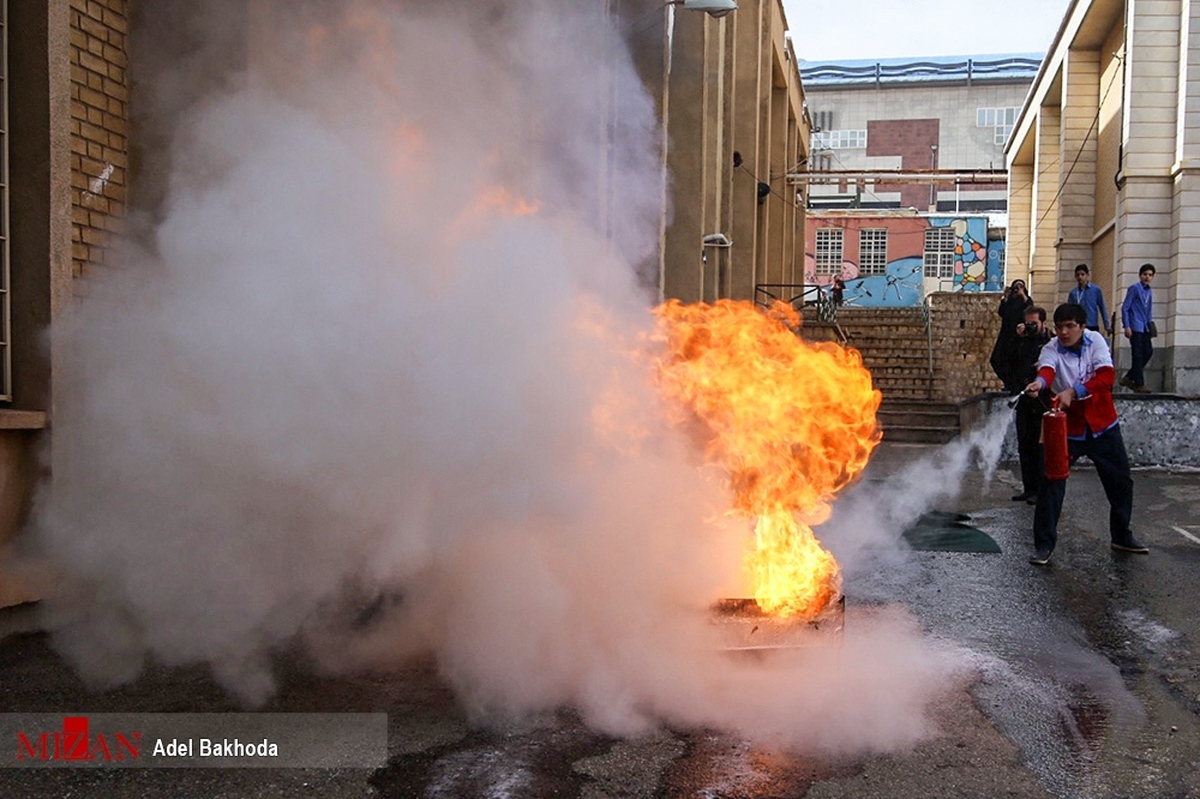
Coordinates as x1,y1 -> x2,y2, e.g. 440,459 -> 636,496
1035,329 -> 1112,397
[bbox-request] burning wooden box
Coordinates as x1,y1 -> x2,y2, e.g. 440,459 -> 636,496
710,596 -> 845,650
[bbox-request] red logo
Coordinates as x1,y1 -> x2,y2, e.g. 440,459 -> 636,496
16,716 -> 141,761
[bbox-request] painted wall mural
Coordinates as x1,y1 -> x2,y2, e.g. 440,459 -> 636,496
804,215 -> 1006,307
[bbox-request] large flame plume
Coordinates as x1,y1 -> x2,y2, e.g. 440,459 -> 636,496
655,300 -> 881,618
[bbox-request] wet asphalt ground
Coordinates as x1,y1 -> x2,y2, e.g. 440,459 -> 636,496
2,440 -> 1199,798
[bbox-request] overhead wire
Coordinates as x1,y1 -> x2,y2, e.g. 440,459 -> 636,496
1005,55 -> 1124,254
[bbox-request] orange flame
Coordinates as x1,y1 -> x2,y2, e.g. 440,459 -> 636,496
654,299 -> 881,618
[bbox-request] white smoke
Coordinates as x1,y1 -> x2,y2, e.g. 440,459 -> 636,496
819,406 -> 1013,579
34,0 -> 967,754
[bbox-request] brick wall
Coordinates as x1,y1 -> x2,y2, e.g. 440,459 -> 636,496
866,118 -> 939,209
928,291 -> 1004,401
69,0 -> 129,279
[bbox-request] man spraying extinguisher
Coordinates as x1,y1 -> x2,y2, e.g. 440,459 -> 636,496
1023,302 -> 1149,566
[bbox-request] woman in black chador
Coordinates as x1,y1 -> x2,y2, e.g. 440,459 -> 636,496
990,279 -> 1033,391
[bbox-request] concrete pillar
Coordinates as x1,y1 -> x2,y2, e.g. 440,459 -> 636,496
1007,162 -> 1034,282
728,0 -> 763,301
1031,106 -> 1061,299
1058,49 -> 1101,296
1115,0 -> 1179,389
1167,0 -> 1200,392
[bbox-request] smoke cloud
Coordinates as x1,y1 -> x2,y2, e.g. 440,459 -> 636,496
35,0 -> 968,754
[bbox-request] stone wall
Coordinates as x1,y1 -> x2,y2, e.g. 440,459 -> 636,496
964,394 -> 1200,468
928,291 -> 1004,402
69,0 -> 129,279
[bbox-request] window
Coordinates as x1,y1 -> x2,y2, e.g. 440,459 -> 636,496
0,0 -> 10,400
815,228 -> 843,275
858,229 -> 887,275
977,106 -> 1020,146
923,227 -> 956,278
811,129 -> 868,150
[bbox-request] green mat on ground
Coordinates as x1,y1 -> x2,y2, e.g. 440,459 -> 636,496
901,512 -> 1001,553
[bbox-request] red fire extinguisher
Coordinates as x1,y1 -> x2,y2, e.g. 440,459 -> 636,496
1042,398 -> 1070,481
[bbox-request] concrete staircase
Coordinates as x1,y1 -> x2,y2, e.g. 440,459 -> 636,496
799,307 -> 960,444
876,400 -> 960,444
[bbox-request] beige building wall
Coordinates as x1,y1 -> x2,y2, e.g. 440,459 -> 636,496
645,0 -> 807,304
1008,0 -> 1200,393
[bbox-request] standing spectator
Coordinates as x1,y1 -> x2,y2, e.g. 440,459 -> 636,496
1024,302 -> 1148,565
830,276 -> 845,308
1120,263 -> 1156,393
990,279 -> 1033,391
1011,305 -> 1051,503
1067,264 -> 1111,334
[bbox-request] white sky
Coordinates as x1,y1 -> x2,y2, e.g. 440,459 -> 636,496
782,0 -> 1074,62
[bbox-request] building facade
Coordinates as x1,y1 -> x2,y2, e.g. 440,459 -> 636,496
1006,0 -> 1200,394
799,55 -> 1040,213
1,0 -> 129,604
805,210 -> 1006,306
2,1 -> 812,601
620,0 -> 810,304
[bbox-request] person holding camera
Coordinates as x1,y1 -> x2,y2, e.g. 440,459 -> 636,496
990,279 -> 1033,390
1011,306 -> 1051,503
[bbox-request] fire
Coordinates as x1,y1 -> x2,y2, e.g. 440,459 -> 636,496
654,299 -> 881,618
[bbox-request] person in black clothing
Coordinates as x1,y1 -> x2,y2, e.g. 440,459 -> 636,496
1011,305 -> 1051,503
830,276 -> 845,307
990,279 -> 1033,390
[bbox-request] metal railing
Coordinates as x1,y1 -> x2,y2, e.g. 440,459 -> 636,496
754,283 -> 837,324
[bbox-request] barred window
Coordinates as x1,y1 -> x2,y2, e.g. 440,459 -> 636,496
811,129 -> 868,150
815,228 -> 843,275
0,0 -> 11,400
858,228 -> 887,276
923,227 -> 957,279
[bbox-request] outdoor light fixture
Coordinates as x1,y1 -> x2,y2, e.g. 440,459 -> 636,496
670,0 -> 738,18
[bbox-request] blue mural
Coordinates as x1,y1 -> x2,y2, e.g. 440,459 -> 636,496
808,214 -> 1007,308
987,238 -> 1006,289
926,216 -> 1005,291
839,257 -> 924,308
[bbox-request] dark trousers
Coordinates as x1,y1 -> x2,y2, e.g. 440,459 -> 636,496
1014,397 -> 1045,495
1033,424 -> 1134,553
1127,331 -> 1154,387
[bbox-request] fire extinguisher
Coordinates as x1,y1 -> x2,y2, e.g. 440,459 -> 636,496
1042,399 -> 1070,481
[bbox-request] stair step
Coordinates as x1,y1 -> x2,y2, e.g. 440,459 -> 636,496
878,410 -> 959,424
880,425 -> 958,444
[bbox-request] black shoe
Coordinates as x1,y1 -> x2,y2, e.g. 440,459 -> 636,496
1026,496 -> 1037,505
1011,492 -> 1034,502
1111,539 -> 1149,554
1029,549 -> 1052,566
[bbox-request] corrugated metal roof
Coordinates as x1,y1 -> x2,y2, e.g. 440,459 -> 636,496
799,53 -> 1043,86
